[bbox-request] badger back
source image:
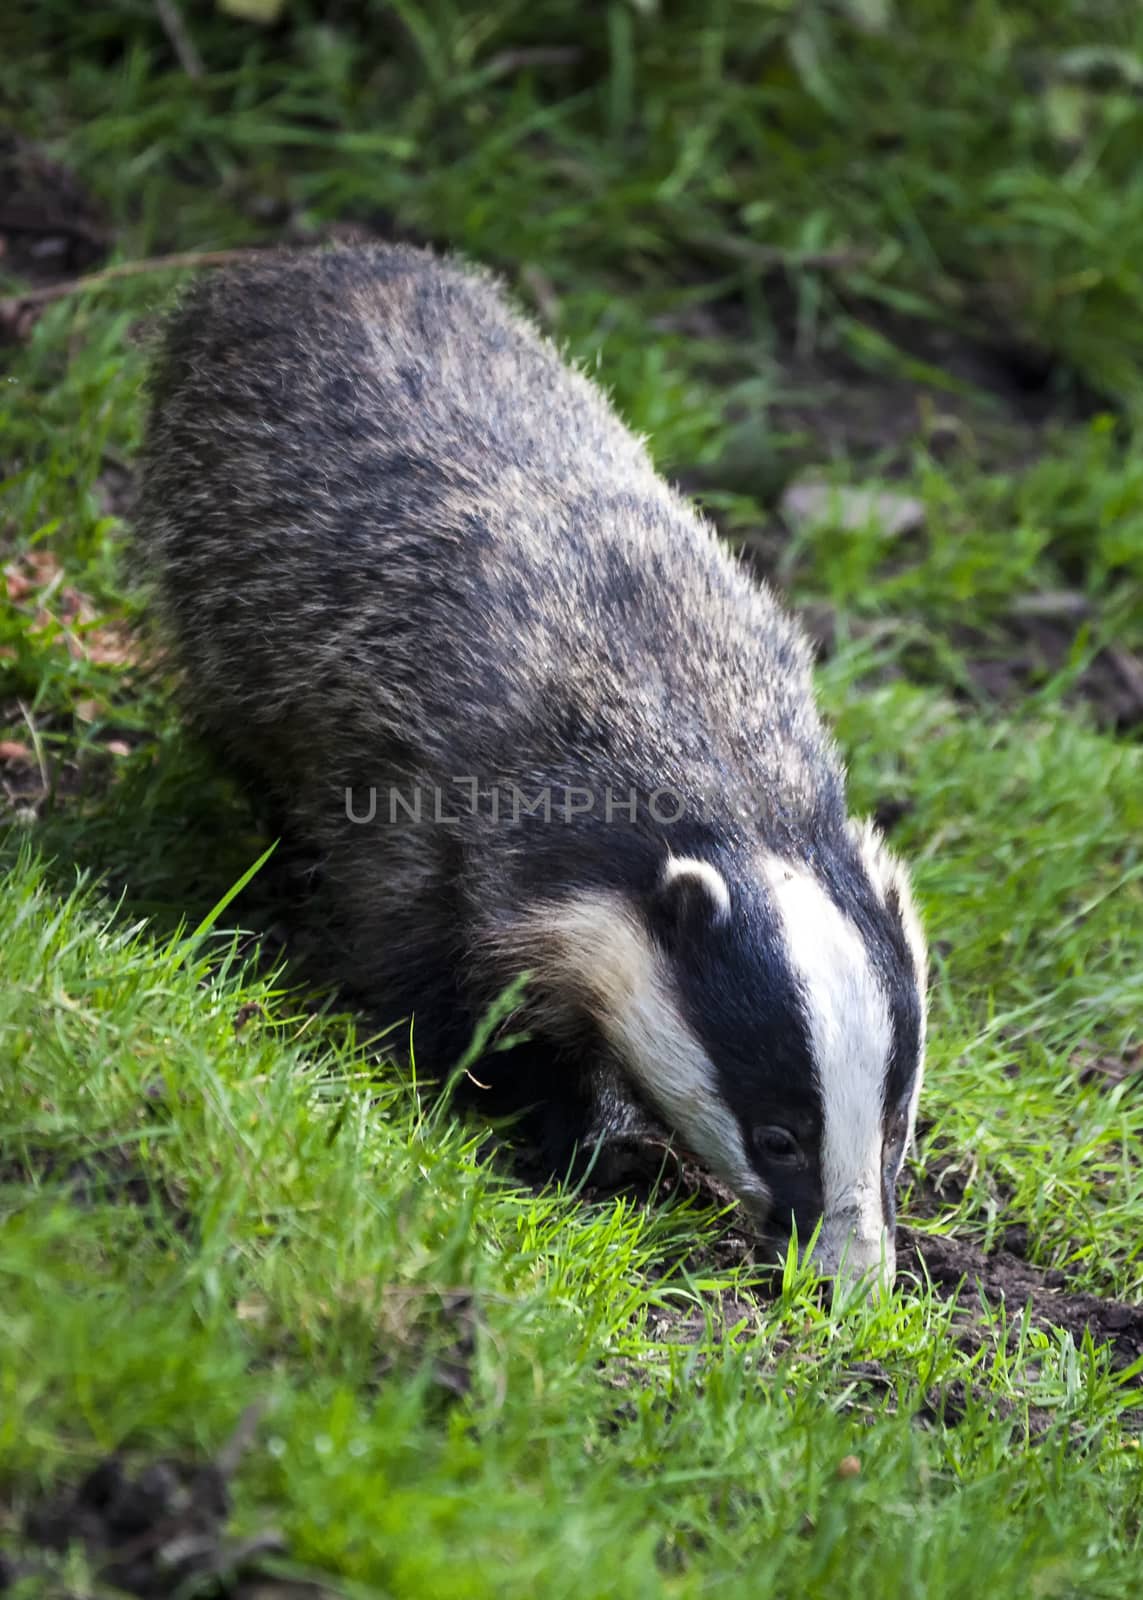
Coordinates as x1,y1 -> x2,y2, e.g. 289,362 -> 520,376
137,245 -> 665,774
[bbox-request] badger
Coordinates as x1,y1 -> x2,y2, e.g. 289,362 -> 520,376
137,244 -> 927,1283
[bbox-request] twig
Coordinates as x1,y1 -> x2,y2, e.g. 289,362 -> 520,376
154,0 -> 205,80
17,699 -> 51,802
0,248 -> 260,318
216,1399 -> 267,1480
690,232 -> 874,274
485,46 -> 583,79
1109,644 -> 1143,706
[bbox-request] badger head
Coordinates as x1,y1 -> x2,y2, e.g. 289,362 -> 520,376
511,822 -> 927,1286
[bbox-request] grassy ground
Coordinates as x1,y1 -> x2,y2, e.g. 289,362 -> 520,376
2,2 -> 1142,1595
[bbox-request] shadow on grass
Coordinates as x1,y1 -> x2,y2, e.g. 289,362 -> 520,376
5,726 -> 282,946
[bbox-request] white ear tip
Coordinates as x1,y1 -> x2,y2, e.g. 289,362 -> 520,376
661,856 -> 731,920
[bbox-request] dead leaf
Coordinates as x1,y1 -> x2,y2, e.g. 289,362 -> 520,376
5,551 -> 62,597
80,622 -> 139,667
1074,1044 -> 1143,1087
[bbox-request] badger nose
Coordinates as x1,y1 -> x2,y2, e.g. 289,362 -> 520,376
812,1221 -> 896,1294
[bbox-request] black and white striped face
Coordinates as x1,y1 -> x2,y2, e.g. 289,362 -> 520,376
521,833 -> 926,1285
660,839 -> 925,1281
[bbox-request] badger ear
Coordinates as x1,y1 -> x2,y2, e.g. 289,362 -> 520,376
653,855 -> 732,936
849,817 -> 927,987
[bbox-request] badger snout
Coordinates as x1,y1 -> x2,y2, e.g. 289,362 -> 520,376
812,1210 -> 896,1290
742,1197 -> 896,1291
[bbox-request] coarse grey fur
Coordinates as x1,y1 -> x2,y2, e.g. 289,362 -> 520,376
137,243 -> 926,1276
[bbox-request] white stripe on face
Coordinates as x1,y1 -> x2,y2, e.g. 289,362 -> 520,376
762,858 -> 895,1280
521,894 -> 771,1218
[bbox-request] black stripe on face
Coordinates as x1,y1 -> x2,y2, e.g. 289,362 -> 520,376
881,1113 -> 910,1234
662,886 -> 826,1240
751,1148 -> 827,1255
881,883 -> 924,1108
878,905 -> 919,1228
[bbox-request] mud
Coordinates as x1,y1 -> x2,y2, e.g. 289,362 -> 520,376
0,1446 -> 332,1598
898,1227 -> 1143,1371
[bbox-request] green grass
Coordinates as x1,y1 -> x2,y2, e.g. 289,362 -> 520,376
2,1 -> 1143,1594
3,848 -> 1142,1597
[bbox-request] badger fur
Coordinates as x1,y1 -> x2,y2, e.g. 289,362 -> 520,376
137,244 -> 927,1282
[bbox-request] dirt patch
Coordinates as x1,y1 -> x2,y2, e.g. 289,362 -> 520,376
0,132 -> 108,287
899,1228 -> 1143,1373
676,266 -> 1102,499
0,726 -> 142,826
791,295 -> 1104,440
949,614 -> 1143,735
639,1214 -> 1142,1438
767,356 -> 1053,478
0,1420 -> 333,1597
0,132 -> 109,342
569,1134 -> 1143,1430
747,589 -> 1143,736
0,733 -> 87,823
1071,1040 -> 1143,1088
0,1142 -> 191,1236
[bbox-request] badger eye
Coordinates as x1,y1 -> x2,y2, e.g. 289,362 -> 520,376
754,1125 -> 803,1167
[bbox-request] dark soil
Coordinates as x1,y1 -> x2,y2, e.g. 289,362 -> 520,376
1,1143 -> 152,1211
763,590 -> 1143,735
0,131 -> 108,286
944,616 -> 1143,734
0,1440 -> 333,1598
0,131 -> 110,344
1073,1041 -> 1143,1087
781,294 -> 1105,443
0,1141 -> 193,1239
677,270 -> 1104,519
898,1227 -> 1143,1372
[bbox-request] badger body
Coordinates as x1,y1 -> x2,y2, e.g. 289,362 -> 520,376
138,244 -> 927,1280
